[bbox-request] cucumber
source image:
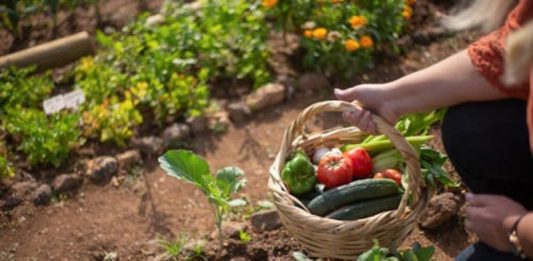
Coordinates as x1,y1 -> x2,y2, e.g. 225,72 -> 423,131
326,194 -> 403,220
307,179 -> 400,216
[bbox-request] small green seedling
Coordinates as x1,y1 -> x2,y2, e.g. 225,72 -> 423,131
159,149 -> 246,251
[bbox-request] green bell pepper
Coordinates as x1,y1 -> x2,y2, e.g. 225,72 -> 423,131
281,149 -> 316,195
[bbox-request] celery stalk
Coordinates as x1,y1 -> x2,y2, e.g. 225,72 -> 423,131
342,135 -> 433,153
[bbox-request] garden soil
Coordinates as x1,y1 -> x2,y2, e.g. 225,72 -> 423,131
0,0 -> 480,260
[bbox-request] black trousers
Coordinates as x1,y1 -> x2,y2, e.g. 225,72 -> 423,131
442,99 -> 533,261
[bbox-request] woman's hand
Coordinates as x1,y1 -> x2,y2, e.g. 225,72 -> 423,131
465,193 -> 528,252
334,83 -> 399,134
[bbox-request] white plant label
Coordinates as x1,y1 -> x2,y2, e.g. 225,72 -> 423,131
43,89 -> 86,115
64,89 -> 85,109
43,95 -> 65,115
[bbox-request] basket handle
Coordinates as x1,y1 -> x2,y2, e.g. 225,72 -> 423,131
273,100 -> 423,216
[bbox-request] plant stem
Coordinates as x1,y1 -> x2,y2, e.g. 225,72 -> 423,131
212,204 -> 224,256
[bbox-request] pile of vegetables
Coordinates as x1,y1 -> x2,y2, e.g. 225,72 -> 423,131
281,110 -> 457,221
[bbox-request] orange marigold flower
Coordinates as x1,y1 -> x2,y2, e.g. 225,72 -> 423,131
261,0 -> 277,9
360,36 -> 373,48
331,0 -> 343,3
407,0 -> 416,5
402,5 -> 412,19
312,27 -> 328,40
304,30 -> 313,38
344,39 -> 360,52
349,15 -> 368,29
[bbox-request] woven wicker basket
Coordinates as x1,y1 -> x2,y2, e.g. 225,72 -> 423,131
268,100 -> 431,260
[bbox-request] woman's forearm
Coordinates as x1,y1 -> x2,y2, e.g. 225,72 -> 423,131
383,50 -> 510,117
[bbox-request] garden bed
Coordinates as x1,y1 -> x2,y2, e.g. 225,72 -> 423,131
0,0 -> 479,260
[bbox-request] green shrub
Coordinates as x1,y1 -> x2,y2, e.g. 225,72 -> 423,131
4,109 -> 80,167
265,0 -> 413,78
0,66 -> 53,115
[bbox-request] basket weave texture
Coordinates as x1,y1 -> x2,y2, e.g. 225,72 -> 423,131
268,100 -> 431,260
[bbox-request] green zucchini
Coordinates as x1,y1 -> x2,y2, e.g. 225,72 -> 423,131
307,179 -> 400,216
326,194 -> 403,220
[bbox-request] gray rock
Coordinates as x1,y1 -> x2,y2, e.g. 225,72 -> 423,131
145,14 -> 165,27
250,209 -> 282,231
227,102 -> 252,124
245,83 -> 285,111
11,181 -> 38,199
52,174 -> 83,193
208,111 -> 231,133
420,192 -> 461,230
297,72 -> 329,90
115,150 -> 141,169
0,195 -> 22,211
187,116 -> 208,135
131,136 -> 164,156
86,156 -> 118,182
32,184 -> 52,206
162,123 -> 191,148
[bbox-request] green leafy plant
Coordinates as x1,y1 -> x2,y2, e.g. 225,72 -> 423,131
4,109 -> 80,167
238,230 -> 251,244
159,149 -> 246,251
358,240 -> 434,261
0,142 -> 14,178
265,0 -> 413,78
0,66 -> 53,115
161,234 -> 188,259
0,0 -> 42,38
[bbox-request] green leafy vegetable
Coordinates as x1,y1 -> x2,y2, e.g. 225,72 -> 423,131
159,149 -> 247,250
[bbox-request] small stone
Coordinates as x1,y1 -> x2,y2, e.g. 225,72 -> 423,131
186,116 -> 208,135
297,72 -> 329,90
131,136 -> 164,156
420,192 -> 461,230
52,174 -> 83,193
208,111 -> 231,133
32,184 -> 52,206
0,195 -> 22,211
115,150 -> 141,170
245,83 -> 285,111
162,123 -> 191,148
10,181 -> 39,200
145,14 -> 165,27
250,209 -> 282,231
227,102 -> 252,124
86,156 -> 118,182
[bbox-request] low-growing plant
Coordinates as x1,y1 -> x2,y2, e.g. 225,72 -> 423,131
0,66 -> 53,115
0,142 -> 14,178
265,0 -> 414,78
358,240 -> 434,261
161,234 -> 188,259
159,149 -> 246,251
4,108 -> 80,167
238,230 -> 251,244
82,95 -> 143,146
0,0 -> 42,38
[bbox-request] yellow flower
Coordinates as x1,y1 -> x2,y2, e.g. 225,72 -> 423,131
261,0 -> 277,8
360,36 -> 373,48
344,39 -> 360,52
312,27 -> 328,40
304,30 -> 313,38
349,15 -> 368,29
79,57 -> 94,72
402,5 -> 412,19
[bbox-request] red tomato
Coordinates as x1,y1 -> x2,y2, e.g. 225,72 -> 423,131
374,169 -> 402,186
317,154 -> 353,188
344,148 -> 373,179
